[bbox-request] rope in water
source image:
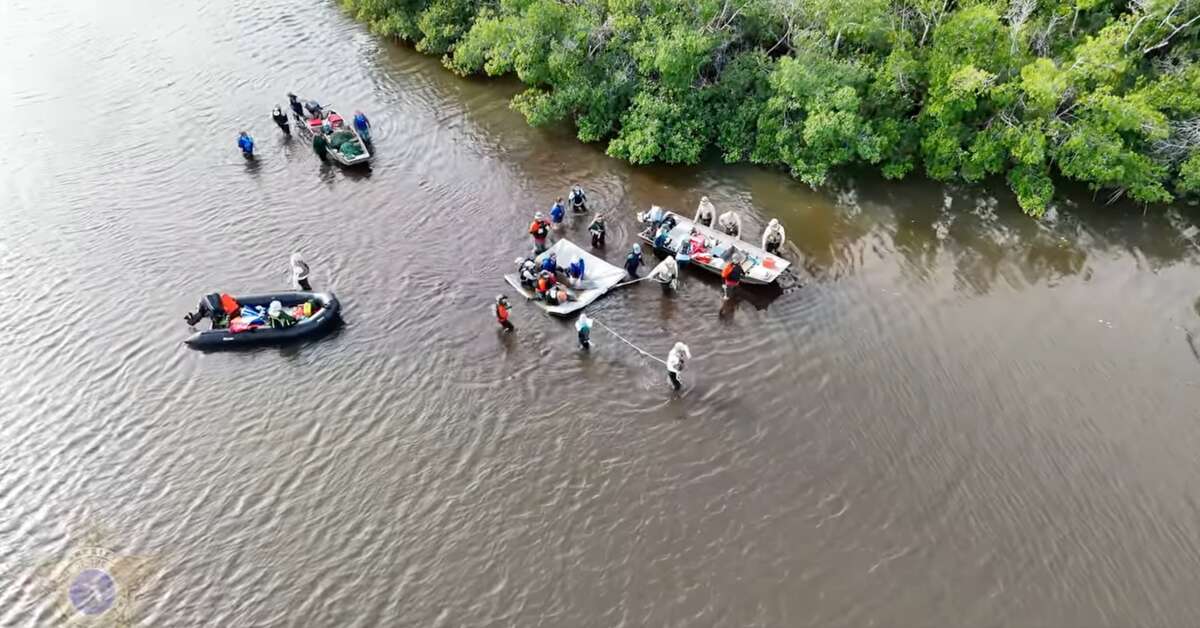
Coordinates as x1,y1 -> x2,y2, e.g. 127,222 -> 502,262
592,319 -> 668,366
614,275 -> 660,289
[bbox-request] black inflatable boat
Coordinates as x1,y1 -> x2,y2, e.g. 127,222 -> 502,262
185,291 -> 341,348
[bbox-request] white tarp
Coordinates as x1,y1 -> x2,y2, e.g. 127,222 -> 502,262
503,239 -> 628,316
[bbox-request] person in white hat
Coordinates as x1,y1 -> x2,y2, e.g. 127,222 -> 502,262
666,342 -> 691,391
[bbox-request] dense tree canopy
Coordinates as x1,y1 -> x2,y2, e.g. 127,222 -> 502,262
342,0 -> 1200,216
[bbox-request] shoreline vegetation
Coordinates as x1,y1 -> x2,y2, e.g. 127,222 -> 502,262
341,0 -> 1200,217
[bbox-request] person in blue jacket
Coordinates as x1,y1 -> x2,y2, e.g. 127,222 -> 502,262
567,256 -> 586,287
624,244 -> 643,278
540,252 -> 558,274
549,197 -> 566,224
237,131 -> 254,157
353,110 -> 371,142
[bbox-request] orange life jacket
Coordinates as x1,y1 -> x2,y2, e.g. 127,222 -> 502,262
219,293 -> 240,315
721,263 -> 735,280
496,303 -> 509,321
530,220 -> 548,238
537,277 -> 549,292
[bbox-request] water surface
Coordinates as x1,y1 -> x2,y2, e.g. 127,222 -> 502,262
2,1 -> 1200,625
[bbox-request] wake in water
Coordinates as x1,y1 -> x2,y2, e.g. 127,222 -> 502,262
1185,328 -> 1200,366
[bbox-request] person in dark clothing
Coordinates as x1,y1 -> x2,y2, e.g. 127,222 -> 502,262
288,93 -> 305,121
624,244 -> 643,279
588,214 -> 606,248
184,293 -> 220,326
569,185 -> 588,212
312,133 -> 329,159
272,106 -> 290,134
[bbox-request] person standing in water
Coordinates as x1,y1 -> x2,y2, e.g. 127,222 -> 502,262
272,106 -> 290,134
569,185 -> 588,212
312,132 -> 329,160
624,244 -> 643,279
494,295 -> 514,332
762,218 -> 786,254
588,214 -> 606,248
550,197 -> 566,225
576,313 -> 593,350
288,93 -> 305,122
291,254 -> 312,291
694,196 -> 716,227
666,342 -> 691,391
721,257 -> 744,299
237,131 -> 254,157
717,211 -> 742,238
529,212 -> 551,253
353,111 -> 371,142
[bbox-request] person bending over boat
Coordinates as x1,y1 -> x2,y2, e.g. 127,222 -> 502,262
567,256 -> 586,287
546,284 -> 573,305
353,111 -> 371,142
762,218 -> 785,254
649,256 -> 679,291
515,257 -> 538,289
304,100 -> 323,119
717,211 -> 742,238
237,131 -> 254,157
529,212 -> 551,253
494,295 -> 514,332
291,253 -> 312,291
569,185 -> 588,212
588,214 -> 606,248
653,224 -> 671,250
550,198 -> 566,225
540,252 -> 559,274
695,196 -> 716,227
666,342 -> 691,391
642,206 -> 666,231
624,244 -> 643,279
288,93 -> 305,121
535,271 -> 556,301
312,132 -> 329,160
721,257 -> 744,299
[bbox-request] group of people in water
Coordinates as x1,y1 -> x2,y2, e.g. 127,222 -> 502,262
237,94 -> 372,160
692,195 -> 787,254
513,251 -> 587,306
495,190 -> 795,390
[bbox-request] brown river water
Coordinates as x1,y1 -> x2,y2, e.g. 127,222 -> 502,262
3,0 -> 1200,626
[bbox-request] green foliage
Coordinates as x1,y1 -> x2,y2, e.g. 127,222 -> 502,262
1180,153 -> 1200,194
344,0 -> 1200,215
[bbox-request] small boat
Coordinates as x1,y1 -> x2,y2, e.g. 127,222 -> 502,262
504,239 -> 627,316
185,291 -> 341,348
637,207 -> 790,285
299,109 -> 372,167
